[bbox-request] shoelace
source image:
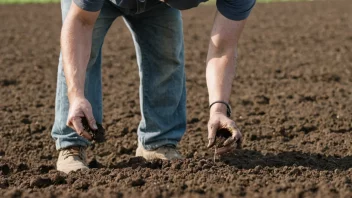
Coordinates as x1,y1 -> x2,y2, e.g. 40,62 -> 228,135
62,147 -> 86,161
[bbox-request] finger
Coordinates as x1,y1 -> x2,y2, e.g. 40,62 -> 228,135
72,117 -> 92,140
207,121 -> 219,148
223,137 -> 242,149
235,130 -> 243,149
82,106 -> 97,130
223,137 -> 236,147
222,123 -> 238,146
216,145 -> 236,155
225,123 -> 242,146
236,139 -> 242,149
66,119 -> 74,129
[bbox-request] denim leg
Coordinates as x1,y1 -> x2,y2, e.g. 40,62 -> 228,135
51,0 -> 121,150
124,4 -> 186,150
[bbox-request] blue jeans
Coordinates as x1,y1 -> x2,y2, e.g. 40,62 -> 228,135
51,0 -> 186,151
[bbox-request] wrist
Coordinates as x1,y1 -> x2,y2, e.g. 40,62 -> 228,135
210,103 -> 227,115
209,101 -> 231,117
67,88 -> 85,102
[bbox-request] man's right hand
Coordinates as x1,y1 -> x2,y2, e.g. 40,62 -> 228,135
61,3 -> 100,141
66,96 -> 97,140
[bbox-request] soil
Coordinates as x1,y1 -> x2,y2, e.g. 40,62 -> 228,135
1,0 -> 352,197
82,118 -> 106,143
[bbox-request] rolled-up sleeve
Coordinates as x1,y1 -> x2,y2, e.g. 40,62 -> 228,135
73,0 -> 105,12
217,0 -> 256,21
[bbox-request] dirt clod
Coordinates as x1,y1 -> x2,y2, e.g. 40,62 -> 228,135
29,176 -> 52,188
49,172 -> 67,185
37,165 -> 55,174
130,178 -> 146,187
16,163 -> 29,172
72,179 -> 89,190
0,179 -> 9,189
81,117 -> 106,143
0,164 -> 10,175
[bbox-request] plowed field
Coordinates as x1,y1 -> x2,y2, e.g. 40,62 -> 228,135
1,1 -> 352,197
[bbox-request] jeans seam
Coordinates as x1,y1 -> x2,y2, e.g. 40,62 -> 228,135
58,67 -> 64,148
136,31 -> 150,147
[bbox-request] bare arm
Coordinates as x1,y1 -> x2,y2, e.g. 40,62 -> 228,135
61,3 -> 100,102
61,3 -> 100,139
206,11 -> 246,115
206,11 -> 246,152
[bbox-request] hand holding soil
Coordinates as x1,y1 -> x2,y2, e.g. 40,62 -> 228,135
66,97 -> 97,141
207,113 -> 242,155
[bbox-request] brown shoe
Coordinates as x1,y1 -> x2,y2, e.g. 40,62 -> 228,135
56,147 -> 88,174
136,143 -> 184,160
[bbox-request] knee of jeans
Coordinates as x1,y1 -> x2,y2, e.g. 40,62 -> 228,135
157,40 -> 184,67
158,35 -> 184,67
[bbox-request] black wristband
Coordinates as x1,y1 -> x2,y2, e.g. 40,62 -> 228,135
209,101 -> 232,117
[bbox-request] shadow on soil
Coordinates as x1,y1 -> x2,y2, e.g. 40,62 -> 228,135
95,149 -> 352,172
222,149 -> 352,171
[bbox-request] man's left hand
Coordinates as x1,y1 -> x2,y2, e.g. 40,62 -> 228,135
207,112 -> 242,155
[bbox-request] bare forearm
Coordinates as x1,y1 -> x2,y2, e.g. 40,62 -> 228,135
61,18 -> 92,101
206,12 -> 246,116
60,4 -> 99,102
206,49 -> 237,115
